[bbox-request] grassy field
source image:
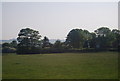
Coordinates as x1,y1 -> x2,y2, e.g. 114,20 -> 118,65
0,53 -> 2,80
2,52 -> 118,79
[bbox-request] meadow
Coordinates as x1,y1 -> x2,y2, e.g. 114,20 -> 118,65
0,53 -> 2,80
2,52 -> 118,79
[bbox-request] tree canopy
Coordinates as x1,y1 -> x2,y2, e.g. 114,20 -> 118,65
66,29 -> 92,48
17,28 -> 41,54
42,36 -> 51,48
66,27 -> 120,50
2,27 -> 120,54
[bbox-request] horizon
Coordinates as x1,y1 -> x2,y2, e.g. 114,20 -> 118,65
0,38 -> 65,45
2,2 -> 118,40
2,27 -> 119,40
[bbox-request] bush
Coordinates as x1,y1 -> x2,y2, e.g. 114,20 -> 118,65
2,47 -> 16,53
16,46 -> 40,54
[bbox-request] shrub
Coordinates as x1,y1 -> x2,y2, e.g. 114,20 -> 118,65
2,47 -> 16,53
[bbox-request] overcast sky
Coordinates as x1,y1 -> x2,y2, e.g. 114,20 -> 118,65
2,2 -> 118,40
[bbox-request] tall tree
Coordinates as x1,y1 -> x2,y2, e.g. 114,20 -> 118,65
94,27 -> 113,48
2,43 -> 11,48
95,27 -> 111,37
17,28 -> 41,54
66,29 -> 86,48
83,30 -> 92,48
42,36 -> 50,48
10,40 -> 17,48
89,33 -> 96,48
2,42 -> 17,53
53,40 -> 62,49
112,29 -> 120,48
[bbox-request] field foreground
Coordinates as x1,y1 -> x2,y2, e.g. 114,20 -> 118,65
2,52 -> 118,79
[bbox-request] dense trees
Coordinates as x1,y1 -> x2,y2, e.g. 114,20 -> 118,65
94,27 -> 113,48
2,27 -> 120,54
66,29 -> 92,48
93,27 -> 120,49
112,29 -> 120,48
66,27 -> 120,50
66,29 -> 84,48
17,28 -> 41,54
53,40 -> 63,49
2,40 -> 17,53
42,36 -> 51,48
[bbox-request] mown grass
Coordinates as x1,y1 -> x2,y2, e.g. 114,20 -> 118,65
0,53 -> 2,80
2,52 -> 118,79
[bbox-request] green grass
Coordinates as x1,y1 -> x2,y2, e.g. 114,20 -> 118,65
2,52 -> 118,79
0,53 -> 2,80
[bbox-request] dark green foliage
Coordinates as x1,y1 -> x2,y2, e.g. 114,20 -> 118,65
53,40 -> 62,48
17,28 -> 41,54
66,29 -> 85,48
89,33 -> 96,48
94,27 -> 111,48
94,27 -> 120,49
66,27 -> 120,51
66,29 -> 92,48
94,27 -> 111,36
2,47 -> 16,53
2,40 -> 17,53
10,40 -> 17,48
112,29 -> 120,48
42,36 -> 51,48
2,27 -> 120,54
2,43 -> 11,48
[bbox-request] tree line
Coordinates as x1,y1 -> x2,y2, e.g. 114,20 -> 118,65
2,27 -> 120,54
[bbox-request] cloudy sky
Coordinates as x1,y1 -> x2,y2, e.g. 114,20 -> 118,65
2,2 -> 118,40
